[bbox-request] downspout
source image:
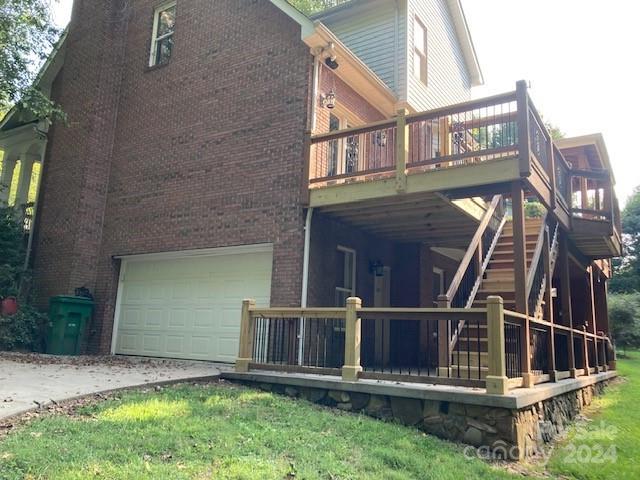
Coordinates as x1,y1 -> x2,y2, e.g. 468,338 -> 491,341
298,206 -> 314,365
298,53 -> 320,364
310,55 -> 321,131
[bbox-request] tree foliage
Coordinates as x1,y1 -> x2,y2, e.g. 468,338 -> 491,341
0,0 -> 62,120
610,186 -> 640,293
609,293 -> 640,355
287,0 -> 351,15
0,193 -> 26,297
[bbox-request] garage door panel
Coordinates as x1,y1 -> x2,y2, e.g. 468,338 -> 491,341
142,334 -> 162,355
216,336 -> 239,362
165,335 -> 186,356
167,308 -> 188,329
115,249 -> 272,362
194,309 -> 216,329
143,308 -> 165,328
120,308 -> 142,328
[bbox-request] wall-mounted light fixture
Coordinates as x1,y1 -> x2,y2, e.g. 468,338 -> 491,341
321,42 -> 339,70
320,90 -> 336,109
324,56 -> 339,70
369,260 -> 385,277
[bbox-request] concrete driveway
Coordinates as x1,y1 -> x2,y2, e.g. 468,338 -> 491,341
0,353 -> 223,420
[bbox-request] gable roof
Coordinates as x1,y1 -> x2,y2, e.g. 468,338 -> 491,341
272,0 -> 399,115
309,0 -> 483,87
0,29 -> 68,131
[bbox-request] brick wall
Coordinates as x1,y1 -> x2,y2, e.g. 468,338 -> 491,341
33,0 -> 314,353
315,63 -> 386,133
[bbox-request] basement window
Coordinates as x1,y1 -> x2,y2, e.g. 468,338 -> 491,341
413,18 -> 428,86
149,2 -> 176,67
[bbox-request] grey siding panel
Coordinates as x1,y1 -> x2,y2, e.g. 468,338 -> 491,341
323,0 -> 402,95
407,0 -> 471,110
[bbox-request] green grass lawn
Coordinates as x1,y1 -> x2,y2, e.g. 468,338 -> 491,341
1,356 -> 638,480
544,351 -> 640,479
0,382 -> 516,480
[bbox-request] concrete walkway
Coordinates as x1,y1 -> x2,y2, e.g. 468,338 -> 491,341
0,353 -> 223,420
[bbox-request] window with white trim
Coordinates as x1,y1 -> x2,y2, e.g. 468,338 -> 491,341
413,18 -> 428,85
149,2 -> 176,67
335,246 -> 357,307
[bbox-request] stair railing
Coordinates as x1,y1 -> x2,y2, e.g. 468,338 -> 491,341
526,214 -> 559,319
443,194 -> 506,351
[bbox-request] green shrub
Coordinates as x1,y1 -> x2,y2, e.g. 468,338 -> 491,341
524,200 -> 545,218
609,293 -> 640,355
0,305 -> 47,351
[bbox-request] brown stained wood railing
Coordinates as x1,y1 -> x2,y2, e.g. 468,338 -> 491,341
308,90 -> 520,186
236,298 -> 613,393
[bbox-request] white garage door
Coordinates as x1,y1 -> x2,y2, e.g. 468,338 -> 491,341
113,246 -> 272,362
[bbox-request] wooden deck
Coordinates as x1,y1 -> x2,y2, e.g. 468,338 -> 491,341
304,82 -> 622,259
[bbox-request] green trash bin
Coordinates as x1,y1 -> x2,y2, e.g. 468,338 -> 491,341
46,296 -> 94,355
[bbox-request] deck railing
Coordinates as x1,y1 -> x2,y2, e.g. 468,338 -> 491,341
309,90 -> 521,185
236,296 -> 612,394
308,81 -> 567,204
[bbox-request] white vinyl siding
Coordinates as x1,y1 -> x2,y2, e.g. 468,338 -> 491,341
407,0 -> 471,110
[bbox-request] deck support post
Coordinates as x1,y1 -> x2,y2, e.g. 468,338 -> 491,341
516,80 -> 531,176
588,266 -> 600,373
395,109 -> 409,193
236,299 -> 256,373
543,229 -> 557,380
582,326 -> 591,376
511,181 -> 533,387
342,297 -> 363,382
419,245 -> 434,364
558,233 -> 577,378
486,296 -> 509,395
437,295 -> 451,377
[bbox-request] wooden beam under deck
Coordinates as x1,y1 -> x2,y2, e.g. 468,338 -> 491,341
309,157 -> 521,208
312,189 -> 483,245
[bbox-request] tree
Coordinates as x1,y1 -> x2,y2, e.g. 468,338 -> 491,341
0,0 -> 62,120
610,186 -> 640,293
288,0 -> 351,15
609,293 -> 640,355
545,122 -> 565,141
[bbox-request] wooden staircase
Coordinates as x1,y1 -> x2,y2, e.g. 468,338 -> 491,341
451,217 -> 544,378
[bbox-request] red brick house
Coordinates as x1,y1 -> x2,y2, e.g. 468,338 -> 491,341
0,0 -> 620,396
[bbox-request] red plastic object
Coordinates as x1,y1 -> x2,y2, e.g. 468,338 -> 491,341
1,297 -> 18,316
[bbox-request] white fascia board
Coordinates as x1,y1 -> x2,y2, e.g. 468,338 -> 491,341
0,30 -> 68,130
447,0 -> 483,87
305,22 -> 399,117
556,133 -> 615,184
270,0 -> 316,38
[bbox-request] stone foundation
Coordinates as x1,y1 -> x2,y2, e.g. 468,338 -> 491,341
236,379 -> 609,460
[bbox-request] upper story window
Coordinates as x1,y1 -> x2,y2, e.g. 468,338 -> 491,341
413,18 -> 428,85
149,2 -> 176,67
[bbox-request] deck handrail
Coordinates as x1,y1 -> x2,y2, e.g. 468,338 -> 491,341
525,212 -> 549,301
236,297 -> 612,393
404,91 -> 517,124
443,194 -> 504,306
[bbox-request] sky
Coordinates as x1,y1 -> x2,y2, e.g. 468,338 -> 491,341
50,0 -> 639,204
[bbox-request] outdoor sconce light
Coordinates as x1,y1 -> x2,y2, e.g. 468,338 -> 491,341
369,260 -> 385,277
321,90 -> 336,109
325,55 -> 339,70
